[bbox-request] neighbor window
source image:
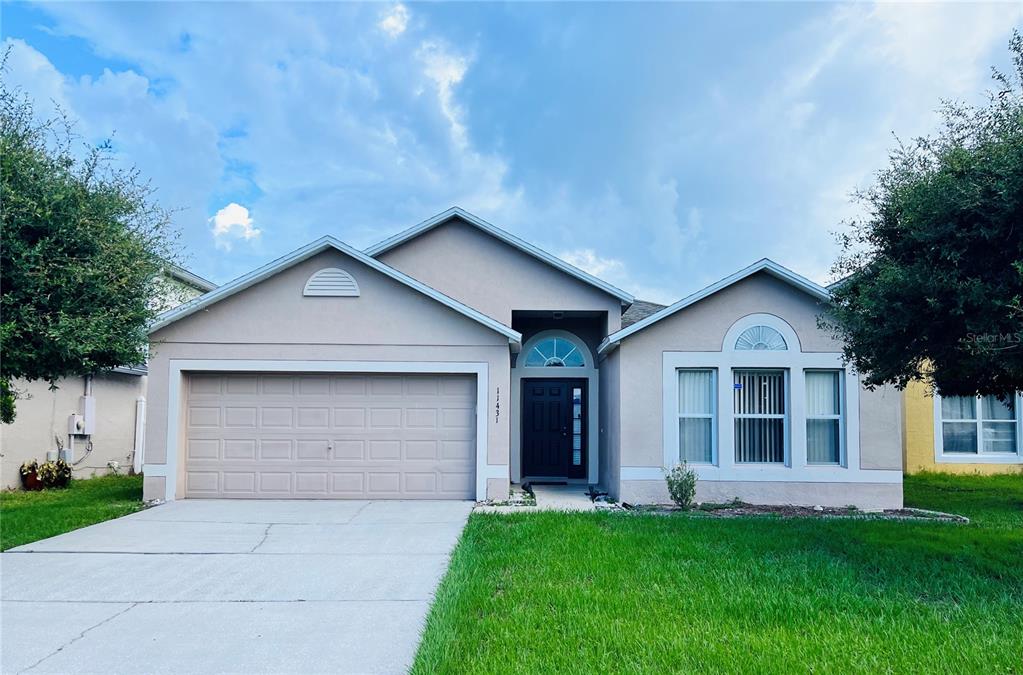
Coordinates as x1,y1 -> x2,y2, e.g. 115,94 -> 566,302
734,369 -> 787,463
940,394 -> 1019,455
678,369 -> 715,463
806,370 -> 842,464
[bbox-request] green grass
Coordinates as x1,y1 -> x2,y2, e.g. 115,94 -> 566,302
0,474 -> 144,551
413,473 -> 1023,674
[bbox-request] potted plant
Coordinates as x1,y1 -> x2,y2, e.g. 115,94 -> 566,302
20,460 -> 43,491
37,459 -> 72,489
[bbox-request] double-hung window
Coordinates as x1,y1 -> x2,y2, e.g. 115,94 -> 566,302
940,394 -> 1019,456
733,369 -> 787,463
678,369 -> 715,463
806,370 -> 843,464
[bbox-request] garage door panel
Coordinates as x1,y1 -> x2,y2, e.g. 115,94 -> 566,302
224,439 -> 256,460
225,375 -> 258,394
334,408 -> 366,428
183,373 -> 476,499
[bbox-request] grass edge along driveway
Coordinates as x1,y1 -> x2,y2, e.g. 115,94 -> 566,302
1,474 -> 144,550
413,473 -> 1023,674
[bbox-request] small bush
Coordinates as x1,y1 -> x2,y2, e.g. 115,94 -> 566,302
665,462 -> 697,509
37,459 -> 72,489
19,460 -> 38,477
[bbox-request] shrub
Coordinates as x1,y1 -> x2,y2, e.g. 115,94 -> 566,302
37,459 -> 72,488
665,462 -> 697,509
19,459 -> 37,476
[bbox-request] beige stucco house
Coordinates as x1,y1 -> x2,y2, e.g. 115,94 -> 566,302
141,208 -> 904,509
0,265 -> 216,488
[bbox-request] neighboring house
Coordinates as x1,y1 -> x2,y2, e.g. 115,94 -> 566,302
141,207 -> 903,509
903,381 -> 1023,474
0,264 -> 216,488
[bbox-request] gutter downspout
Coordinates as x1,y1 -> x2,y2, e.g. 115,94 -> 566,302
133,394 -> 146,474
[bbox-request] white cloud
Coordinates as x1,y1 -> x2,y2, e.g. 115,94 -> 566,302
559,249 -> 625,277
378,4 -> 409,38
210,203 -> 260,250
416,41 -> 470,149
558,247 -> 677,305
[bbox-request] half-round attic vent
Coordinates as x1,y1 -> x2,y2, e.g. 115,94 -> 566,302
303,268 -> 360,297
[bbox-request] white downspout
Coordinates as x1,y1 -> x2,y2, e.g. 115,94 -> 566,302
133,396 -> 146,474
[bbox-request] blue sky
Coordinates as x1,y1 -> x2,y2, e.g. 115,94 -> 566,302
4,2 -> 1022,303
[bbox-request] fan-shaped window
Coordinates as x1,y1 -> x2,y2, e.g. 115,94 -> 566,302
524,336 -> 586,367
304,268 -> 359,297
734,325 -> 787,351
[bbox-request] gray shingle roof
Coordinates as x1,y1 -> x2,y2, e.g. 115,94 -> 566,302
621,299 -> 667,328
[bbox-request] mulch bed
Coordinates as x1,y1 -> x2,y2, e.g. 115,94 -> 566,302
626,502 -> 969,523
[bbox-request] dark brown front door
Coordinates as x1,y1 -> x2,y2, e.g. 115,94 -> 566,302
522,379 -> 586,479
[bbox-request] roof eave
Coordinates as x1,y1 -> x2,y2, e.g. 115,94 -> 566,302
600,259 -> 830,350
149,236 -> 522,345
164,263 -> 217,293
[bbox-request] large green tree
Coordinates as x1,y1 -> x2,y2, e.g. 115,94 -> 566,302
1,70 -> 179,422
825,32 -> 1023,397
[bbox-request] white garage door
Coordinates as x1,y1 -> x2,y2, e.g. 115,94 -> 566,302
183,372 -> 476,499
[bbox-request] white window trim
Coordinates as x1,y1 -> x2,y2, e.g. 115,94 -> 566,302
145,359 -> 502,501
732,367 -> 790,466
657,313 -> 882,484
805,369 -> 845,466
932,393 -> 1023,464
677,368 -> 718,465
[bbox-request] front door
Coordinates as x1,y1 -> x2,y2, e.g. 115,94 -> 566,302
521,379 -> 586,479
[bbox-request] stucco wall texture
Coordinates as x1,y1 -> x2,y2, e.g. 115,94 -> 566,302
1,373 -> 144,488
608,272 -> 903,509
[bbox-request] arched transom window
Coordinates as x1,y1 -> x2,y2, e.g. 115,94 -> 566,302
734,325 -> 788,351
524,335 -> 586,367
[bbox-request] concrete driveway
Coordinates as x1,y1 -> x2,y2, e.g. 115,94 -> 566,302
1,499 -> 472,674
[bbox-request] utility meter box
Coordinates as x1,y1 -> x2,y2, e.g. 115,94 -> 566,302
79,395 -> 96,434
68,413 -> 86,435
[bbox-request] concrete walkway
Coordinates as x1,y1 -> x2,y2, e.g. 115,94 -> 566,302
475,484 -> 600,513
1,499 -> 472,674
531,484 -> 597,511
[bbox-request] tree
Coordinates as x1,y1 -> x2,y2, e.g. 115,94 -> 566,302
824,32 -> 1023,397
0,63 -> 179,423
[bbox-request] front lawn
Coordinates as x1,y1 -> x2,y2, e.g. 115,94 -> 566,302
413,473 -> 1023,674
0,474 -> 144,550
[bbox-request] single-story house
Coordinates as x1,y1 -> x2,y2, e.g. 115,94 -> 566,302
1,264 -> 216,488
903,380 -> 1023,474
141,207 -> 904,509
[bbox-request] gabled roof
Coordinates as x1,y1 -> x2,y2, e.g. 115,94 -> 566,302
149,235 -> 522,344
364,207 -> 635,306
598,258 -> 830,354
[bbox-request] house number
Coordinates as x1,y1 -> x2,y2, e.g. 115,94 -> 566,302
495,387 -> 501,423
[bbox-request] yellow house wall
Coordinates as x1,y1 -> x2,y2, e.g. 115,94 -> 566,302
903,380 -> 1023,474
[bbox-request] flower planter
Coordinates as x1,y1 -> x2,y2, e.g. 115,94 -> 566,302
21,470 -> 43,491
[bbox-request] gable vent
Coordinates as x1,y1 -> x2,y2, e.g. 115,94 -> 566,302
303,268 -> 360,297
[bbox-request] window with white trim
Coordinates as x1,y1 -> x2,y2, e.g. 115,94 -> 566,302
940,394 -> 1019,455
806,370 -> 842,464
678,369 -> 715,463
733,369 -> 787,463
